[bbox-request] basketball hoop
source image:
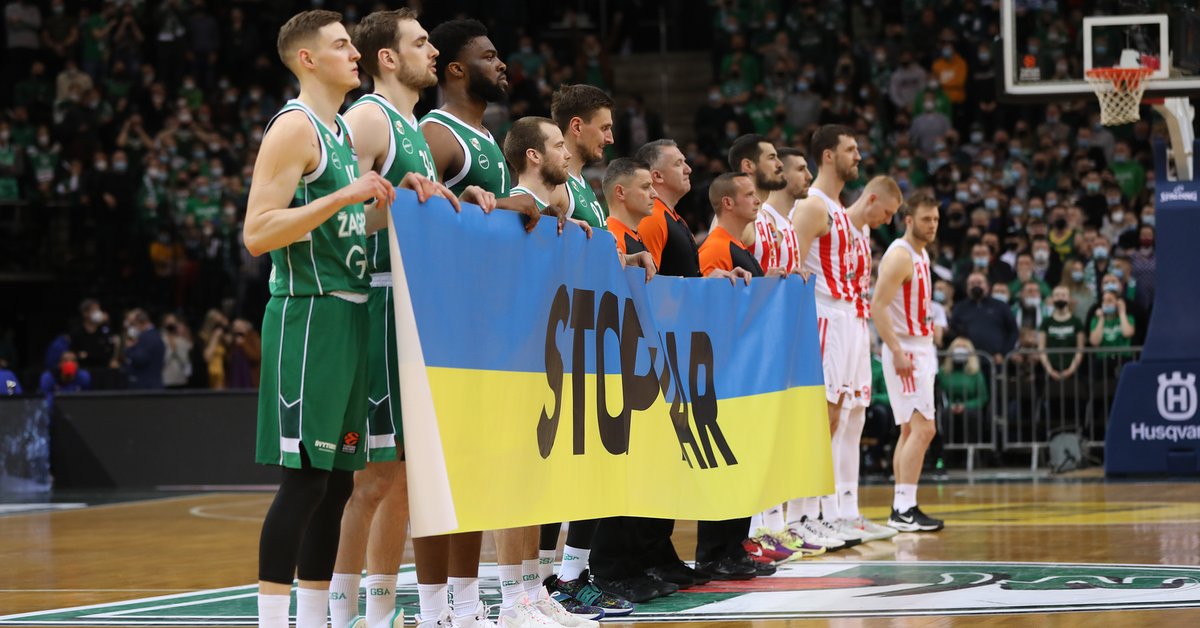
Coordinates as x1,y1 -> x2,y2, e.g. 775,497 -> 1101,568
1086,66 -> 1154,126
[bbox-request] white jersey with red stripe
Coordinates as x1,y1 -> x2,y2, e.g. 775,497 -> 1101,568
802,187 -> 862,305
883,237 -> 934,338
751,201 -> 801,274
849,222 -> 872,319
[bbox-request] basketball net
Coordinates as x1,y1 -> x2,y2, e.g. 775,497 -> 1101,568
1085,50 -> 1155,126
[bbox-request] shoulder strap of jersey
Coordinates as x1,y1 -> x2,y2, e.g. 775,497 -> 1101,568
264,101 -> 326,185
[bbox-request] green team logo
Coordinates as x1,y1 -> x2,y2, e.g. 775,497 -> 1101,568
7,561 -> 1200,624
402,137 -> 415,155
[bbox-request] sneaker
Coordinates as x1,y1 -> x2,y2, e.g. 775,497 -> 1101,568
795,518 -> 847,551
417,609 -> 458,628
547,590 -> 603,621
743,534 -> 794,564
817,516 -> 863,548
455,603 -> 499,628
591,575 -> 659,604
550,571 -> 635,615
694,555 -> 756,581
772,526 -> 826,558
645,561 -> 709,588
346,616 -> 368,628
533,587 -> 599,628
847,516 -> 899,542
887,506 -> 944,532
499,596 -> 559,628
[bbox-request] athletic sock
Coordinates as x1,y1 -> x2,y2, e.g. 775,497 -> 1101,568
295,587 -> 328,628
417,582 -> 448,620
537,550 -> 556,582
521,558 -> 541,598
837,483 -> 861,520
364,574 -> 396,627
257,592 -> 290,628
749,512 -> 764,534
558,545 -> 590,583
786,497 -> 821,527
819,494 -> 840,521
449,577 -> 480,618
329,572 -> 361,628
763,505 -> 786,532
498,564 -> 524,609
894,484 -> 918,512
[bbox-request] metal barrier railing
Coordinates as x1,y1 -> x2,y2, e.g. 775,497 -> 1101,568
934,349 -> 998,473
998,346 -> 1142,471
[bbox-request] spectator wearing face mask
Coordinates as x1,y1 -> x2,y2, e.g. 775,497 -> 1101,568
1078,170 -> 1108,228
1029,236 -> 1061,286
1047,207 -> 1077,261
1085,238 -> 1113,295
1060,258 -> 1096,323
931,38 -> 967,106
69,298 -> 118,372
1038,285 -> 1085,382
160,313 -> 193,388
1109,142 -> 1144,200
1089,290 -> 1135,366
1008,252 -> 1049,299
121,308 -> 164,390
1099,192 -> 1135,244
39,350 -> 91,400
949,272 -> 1018,364
939,337 -> 989,429
1011,280 -> 1046,332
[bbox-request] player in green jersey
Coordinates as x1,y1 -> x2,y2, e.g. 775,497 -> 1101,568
327,10 -> 497,628
505,117 -> 571,212
244,11 -> 401,628
549,84 -> 614,231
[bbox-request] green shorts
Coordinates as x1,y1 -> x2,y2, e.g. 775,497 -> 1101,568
366,284 -> 403,462
256,294 -> 368,472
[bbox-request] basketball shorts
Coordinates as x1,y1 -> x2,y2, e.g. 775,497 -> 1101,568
256,294 -> 369,472
817,300 -> 872,408
881,336 -> 937,424
366,283 -> 403,462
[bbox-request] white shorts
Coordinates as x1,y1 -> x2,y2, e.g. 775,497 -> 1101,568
881,336 -> 937,424
817,298 -> 872,409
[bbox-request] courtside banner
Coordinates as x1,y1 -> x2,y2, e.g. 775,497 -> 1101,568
387,189 -> 831,537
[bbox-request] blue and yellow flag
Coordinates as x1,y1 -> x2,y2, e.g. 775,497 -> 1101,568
388,190 -> 831,537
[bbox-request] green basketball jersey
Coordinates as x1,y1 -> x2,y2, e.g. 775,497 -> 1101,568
420,109 -> 510,198
347,94 -> 437,274
264,100 -> 369,297
567,171 -> 607,230
509,185 -> 549,211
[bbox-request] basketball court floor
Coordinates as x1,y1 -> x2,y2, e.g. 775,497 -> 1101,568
3,476 -> 1200,627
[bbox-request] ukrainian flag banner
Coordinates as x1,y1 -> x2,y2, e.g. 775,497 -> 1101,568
388,190 -> 831,537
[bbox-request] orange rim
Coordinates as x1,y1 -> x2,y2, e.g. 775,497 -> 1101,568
1085,67 -> 1154,90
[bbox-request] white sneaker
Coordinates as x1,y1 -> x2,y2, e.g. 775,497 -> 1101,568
454,602 -> 498,628
796,517 -> 846,550
416,609 -> 456,628
533,587 -> 598,628
499,596 -> 560,628
848,516 -> 899,542
818,516 -> 865,547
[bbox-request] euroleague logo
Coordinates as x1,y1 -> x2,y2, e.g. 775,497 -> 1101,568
341,431 -> 360,454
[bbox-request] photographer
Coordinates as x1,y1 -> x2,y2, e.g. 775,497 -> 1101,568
161,313 -> 193,389
199,309 -> 229,389
222,318 -> 259,389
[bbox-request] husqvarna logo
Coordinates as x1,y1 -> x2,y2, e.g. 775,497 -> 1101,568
1157,372 -> 1197,421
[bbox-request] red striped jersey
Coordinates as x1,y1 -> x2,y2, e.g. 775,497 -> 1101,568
850,223 -> 872,319
884,238 -> 933,337
751,201 -> 801,274
802,188 -> 861,303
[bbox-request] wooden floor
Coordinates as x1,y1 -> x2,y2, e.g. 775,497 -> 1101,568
3,480 -> 1200,626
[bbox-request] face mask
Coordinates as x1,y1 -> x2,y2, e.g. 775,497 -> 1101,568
927,80 -> 940,91
924,100 -> 936,110
1103,282 -> 1120,293
90,310 -> 105,324
60,361 -> 77,378
212,167 -> 224,177
1096,45 -> 1109,56
981,156 -> 994,168
1102,304 -> 1117,315
708,92 -> 721,104
1071,270 -> 1085,282
1058,147 -> 1070,159
969,182 -> 982,195
1033,249 -> 1050,263
795,81 -> 809,92
127,326 -> 140,340
979,51 -> 991,62
1093,247 -> 1109,260
1078,139 -> 1091,149
933,289 -> 947,303
942,47 -> 953,59
113,160 -> 128,172
1143,215 -> 1155,226
1046,116 -> 1059,125
1028,45 -> 1039,55
956,190 -> 970,202
969,286 -> 985,300
1113,153 -> 1128,163
970,131 -> 984,144
1053,299 -> 1069,309
974,256 -> 989,268
984,198 -> 999,211
1140,237 -> 1154,248
1010,204 -> 1023,217
1085,182 -> 1101,194
1112,268 -> 1125,280
897,158 -> 911,169
1023,296 -> 1041,308
1046,197 -> 1058,208
1029,207 -> 1044,219
95,162 -> 108,172
992,292 -> 1009,304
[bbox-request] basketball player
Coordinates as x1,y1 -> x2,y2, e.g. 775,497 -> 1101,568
246,11 -> 398,628
871,192 -> 945,533
547,84 -> 614,230
328,11 -> 496,628
759,148 -> 811,274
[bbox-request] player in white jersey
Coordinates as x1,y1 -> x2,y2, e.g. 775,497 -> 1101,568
871,193 -> 945,533
753,147 -> 809,274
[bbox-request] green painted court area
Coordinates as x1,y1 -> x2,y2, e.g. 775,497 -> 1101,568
5,561 -> 1200,625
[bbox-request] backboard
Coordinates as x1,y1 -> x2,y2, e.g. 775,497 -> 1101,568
1001,0 -> 1200,101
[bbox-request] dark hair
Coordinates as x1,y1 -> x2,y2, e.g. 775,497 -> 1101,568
277,10 -> 343,68
727,134 -> 769,172
352,9 -> 419,78
550,84 -> 615,130
428,19 -> 489,84
809,124 -> 855,165
778,147 -> 805,161
634,139 -> 678,170
900,191 -> 939,219
503,116 -> 555,173
602,157 -> 650,195
708,172 -> 749,213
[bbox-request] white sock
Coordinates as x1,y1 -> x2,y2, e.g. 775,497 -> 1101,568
837,483 -> 860,520
787,497 -> 821,526
417,582 -> 448,620
295,587 -> 328,628
558,546 -> 590,582
763,505 -> 786,532
894,483 -> 918,512
329,573 -> 361,628
820,494 -> 840,521
537,550 -> 556,582
364,574 -> 396,627
521,558 -> 541,597
749,512 -> 764,533
257,592 -> 290,628
498,564 -> 524,609
449,577 -> 479,617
